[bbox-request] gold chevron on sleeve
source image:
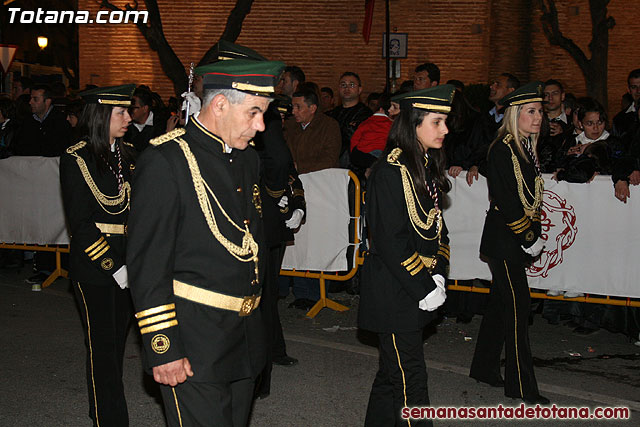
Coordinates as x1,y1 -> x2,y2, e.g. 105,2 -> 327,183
265,186 -> 285,198
409,262 -> 425,276
85,236 -> 105,254
138,312 -> 176,328
437,244 -> 450,261
401,252 -> 419,267
510,219 -> 532,234
90,244 -> 110,261
140,320 -> 179,335
507,215 -> 528,228
135,303 -> 176,319
293,189 -> 305,198
87,240 -> 108,258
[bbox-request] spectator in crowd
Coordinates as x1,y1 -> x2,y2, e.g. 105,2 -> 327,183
612,99 -> 640,204
280,65 -> 306,98
64,99 -> 84,128
366,92 -> 381,112
465,73 -> 520,186
326,71 -> 372,168
285,89 -> 341,174
14,84 -> 71,157
447,79 -> 465,93
612,68 -> 640,139
444,86 -> 479,177
0,97 -> 19,158
319,86 -> 335,112
470,82 -> 549,406
538,79 -> 572,172
359,85 -> 455,426
350,92 -> 392,175
299,81 -> 321,99
413,62 -> 441,89
11,76 -> 32,100
59,84 -> 136,426
125,87 -> 170,152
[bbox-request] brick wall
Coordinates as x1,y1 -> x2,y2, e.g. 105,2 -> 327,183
79,0 -> 638,117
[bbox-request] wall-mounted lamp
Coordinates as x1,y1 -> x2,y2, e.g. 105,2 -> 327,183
37,36 -> 48,50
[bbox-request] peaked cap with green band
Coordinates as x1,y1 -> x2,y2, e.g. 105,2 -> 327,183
499,81 -> 544,107
392,84 -> 456,113
78,84 -> 136,107
198,59 -> 285,97
211,40 -> 268,62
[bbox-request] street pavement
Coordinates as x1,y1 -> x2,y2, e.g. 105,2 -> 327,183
1,267 -> 638,426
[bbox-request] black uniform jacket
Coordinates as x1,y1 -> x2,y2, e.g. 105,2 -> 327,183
253,103 -> 306,248
359,149 -> 450,333
60,141 -> 134,286
480,134 -> 542,263
127,120 -> 266,383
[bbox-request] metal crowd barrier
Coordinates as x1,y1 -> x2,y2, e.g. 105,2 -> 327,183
448,281 -> 640,308
280,171 -> 365,318
0,243 -> 69,288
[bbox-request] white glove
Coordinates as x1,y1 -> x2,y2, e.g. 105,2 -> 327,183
431,274 -> 446,292
285,209 -> 304,229
112,265 -> 129,289
278,195 -> 289,208
521,237 -> 545,257
181,91 -> 201,116
419,286 -> 446,312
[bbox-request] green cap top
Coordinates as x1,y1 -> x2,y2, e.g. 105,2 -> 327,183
194,41 -> 269,76
78,84 -> 136,107
499,81 -> 544,107
392,84 -> 456,113
197,59 -> 285,97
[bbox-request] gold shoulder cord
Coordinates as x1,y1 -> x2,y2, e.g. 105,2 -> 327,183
174,137 -> 259,282
386,148 -> 442,242
503,135 -> 544,217
67,142 -> 130,215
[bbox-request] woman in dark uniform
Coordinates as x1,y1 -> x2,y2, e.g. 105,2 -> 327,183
469,82 -> 549,405
59,84 -> 136,426
358,85 -> 456,426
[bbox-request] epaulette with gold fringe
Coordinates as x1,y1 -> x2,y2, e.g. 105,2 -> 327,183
387,147 -> 402,164
66,140 -> 87,154
150,128 -> 186,146
501,133 -> 514,145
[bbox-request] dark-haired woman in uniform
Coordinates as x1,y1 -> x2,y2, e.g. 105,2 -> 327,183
469,82 -> 549,405
359,85 -> 456,426
60,85 -> 137,426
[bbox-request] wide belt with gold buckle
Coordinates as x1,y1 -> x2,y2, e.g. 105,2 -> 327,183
95,222 -> 127,235
173,279 -> 260,317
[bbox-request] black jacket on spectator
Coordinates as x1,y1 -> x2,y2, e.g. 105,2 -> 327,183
612,123 -> 640,184
467,108 -> 503,175
612,107 -> 638,140
326,102 -> 372,163
14,107 -> 72,156
124,110 -> 168,152
555,141 -> 611,183
537,115 -> 572,173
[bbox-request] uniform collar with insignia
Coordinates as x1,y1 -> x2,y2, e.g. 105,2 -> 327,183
192,116 -> 232,153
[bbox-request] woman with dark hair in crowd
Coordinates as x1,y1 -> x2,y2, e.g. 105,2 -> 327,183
0,97 -> 19,158
59,85 -> 136,427
469,82 -> 549,405
359,85 -> 455,426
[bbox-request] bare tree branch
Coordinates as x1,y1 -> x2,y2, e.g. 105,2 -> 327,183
199,0 -> 255,66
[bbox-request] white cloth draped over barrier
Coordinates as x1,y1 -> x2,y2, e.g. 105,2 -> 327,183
281,168 -> 351,272
446,172 -> 639,299
0,156 -> 69,244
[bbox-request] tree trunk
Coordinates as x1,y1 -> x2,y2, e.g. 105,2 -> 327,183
198,0 -> 255,66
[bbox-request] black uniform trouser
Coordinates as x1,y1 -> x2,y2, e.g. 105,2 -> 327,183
73,281 -> 132,427
469,258 -> 540,400
255,243 -> 288,395
365,331 -> 432,427
160,377 -> 254,427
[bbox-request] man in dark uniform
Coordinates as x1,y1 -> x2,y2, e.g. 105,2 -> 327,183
127,60 -> 285,426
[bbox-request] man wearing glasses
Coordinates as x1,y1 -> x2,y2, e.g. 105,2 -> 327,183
326,71 -> 372,168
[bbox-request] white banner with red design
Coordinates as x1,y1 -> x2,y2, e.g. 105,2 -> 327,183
446,173 -> 640,298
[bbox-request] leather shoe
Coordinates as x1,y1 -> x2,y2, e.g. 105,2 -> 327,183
273,355 -> 298,366
523,395 -> 550,405
474,377 -> 504,388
